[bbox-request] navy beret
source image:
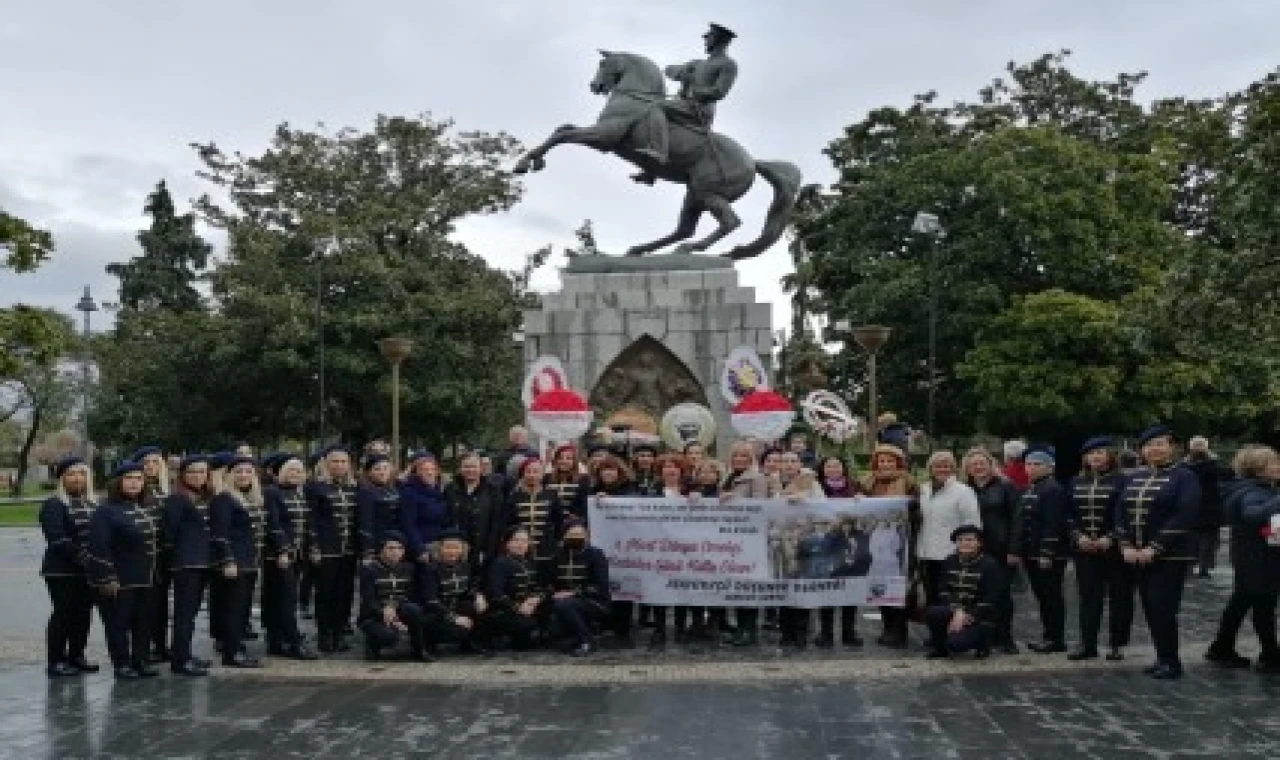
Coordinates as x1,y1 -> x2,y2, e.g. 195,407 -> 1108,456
363,453 -> 391,470
54,456 -> 85,479
209,451 -> 234,469
320,444 -> 350,459
129,446 -> 162,461
1079,436 -> 1113,455
226,456 -> 257,471
111,461 -> 143,478
1136,424 -> 1173,447
437,527 -> 467,543
950,524 -> 983,542
407,450 -> 436,468
380,530 -> 407,548
1023,444 -> 1056,465
178,455 -> 208,471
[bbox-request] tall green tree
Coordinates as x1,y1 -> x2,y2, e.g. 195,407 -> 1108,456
105,181 -> 212,313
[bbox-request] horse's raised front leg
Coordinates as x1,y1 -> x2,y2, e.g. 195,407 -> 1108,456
673,195 -> 740,254
625,193 -> 702,256
513,121 -> 627,174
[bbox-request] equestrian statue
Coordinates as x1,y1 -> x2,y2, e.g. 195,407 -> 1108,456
513,24 -> 803,261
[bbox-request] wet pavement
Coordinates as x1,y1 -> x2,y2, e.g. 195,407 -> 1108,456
3,527 -> 1278,758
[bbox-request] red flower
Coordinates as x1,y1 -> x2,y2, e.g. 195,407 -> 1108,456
732,390 -> 792,414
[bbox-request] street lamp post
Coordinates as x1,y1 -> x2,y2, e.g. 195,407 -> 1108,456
912,211 -> 945,449
74,286 -> 98,458
377,337 -> 415,469
851,324 -> 892,446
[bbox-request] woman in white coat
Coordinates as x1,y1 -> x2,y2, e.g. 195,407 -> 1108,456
916,451 -> 982,604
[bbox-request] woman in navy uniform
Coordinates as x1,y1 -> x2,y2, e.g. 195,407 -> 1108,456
419,528 -> 489,655
165,455 -> 215,675
262,455 -> 319,660
209,456 -> 269,668
507,458 -> 565,569
306,445 -> 360,653
1113,424 -> 1202,679
86,462 -> 160,680
1013,445 -> 1071,654
545,444 -> 590,519
540,519 -> 611,657
484,526 -> 542,650
356,454 -> 402,563
1067,437 -> 1125,661
39,457 -> 100,678
358,531 -> 431,661
131,445 -> 173,663
924,525 -> 1004,659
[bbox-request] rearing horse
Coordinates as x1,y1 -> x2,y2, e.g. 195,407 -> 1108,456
513,51 -> 802,260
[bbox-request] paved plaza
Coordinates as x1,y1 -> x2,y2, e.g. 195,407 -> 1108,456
2,528 -> 1278,758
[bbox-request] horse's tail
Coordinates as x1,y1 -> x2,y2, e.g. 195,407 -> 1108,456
724,160 -> 803,261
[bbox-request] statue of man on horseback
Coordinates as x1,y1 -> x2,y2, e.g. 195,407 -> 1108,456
513,25 -> 801,261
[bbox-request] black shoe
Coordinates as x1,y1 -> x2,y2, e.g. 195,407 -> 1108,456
731,630 -> 758,648
222,651 -> 261,669
1205,646 -> 1252,668
172,660 -> 209,677
1196,570 -> 1211,578
317,635 -> 336,654
412,649 -> 437,663
364,641 -> 380,661
925,649 -> 949,659
114,667 -> 142,680
647,631 -> 667,652
1106,647 -> 1125,661
134,665 -> 160,678
69,656 -> 99,673
191,656 -> 212,669
213,640 -> 224,654
842,629 -> 864,648
1255,658 -> 1280,675
241,628 -> 260,641
147,650 -> 168,664
1028,641 -> 1067,654
814,633 -> 835,649
46,662 -> 79,678
460,640 -> 493,657
286,643 -> 320,661
974,646 -> 990,660
1142,663 -> 1160,675
1001,641 -> 1020,655
1068,648 -> 1099,661
570,640 -> 597,658
335,636 -> 352,653
1150,663 -> 1183,680
266,639 -> 287,657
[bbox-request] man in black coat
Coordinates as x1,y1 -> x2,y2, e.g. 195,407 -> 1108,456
1184,436 -> 1232,578
444,452 -> 510,569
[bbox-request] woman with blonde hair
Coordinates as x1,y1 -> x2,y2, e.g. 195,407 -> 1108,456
39,456 -> 99,677
131,445 -> 174,663
722,439 -> 777,647
166,455 -> 216,675
918,451 -> 981,605
209,456 -> 269,668
862,442 -> 919,649
963,446 -> 1021,653
1206,445 -> 1280,673
306,445 -> 361,653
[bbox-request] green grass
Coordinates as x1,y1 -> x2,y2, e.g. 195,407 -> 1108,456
0,502 -> 40,526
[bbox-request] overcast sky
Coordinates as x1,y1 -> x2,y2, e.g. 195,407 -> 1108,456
1,0 -> 1276,337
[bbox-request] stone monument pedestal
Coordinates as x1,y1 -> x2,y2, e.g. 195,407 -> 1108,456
522,265 -> 774,455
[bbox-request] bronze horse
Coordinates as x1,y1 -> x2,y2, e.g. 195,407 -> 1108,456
513,51 -> 802,260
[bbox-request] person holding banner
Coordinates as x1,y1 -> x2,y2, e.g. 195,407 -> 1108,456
723,439 -> 779,647
540,519 -> 611,656
860,442 -> 919,649
590,455 -> 640,644
925,525 -> 1004,659
778,451 -> 825,648
645,453 -> 697,650
817,456 -> 866,649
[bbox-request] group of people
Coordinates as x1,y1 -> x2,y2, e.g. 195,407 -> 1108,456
37,420 -> 1280,683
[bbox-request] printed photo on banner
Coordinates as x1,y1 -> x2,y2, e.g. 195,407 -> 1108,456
589,496 -> 910,609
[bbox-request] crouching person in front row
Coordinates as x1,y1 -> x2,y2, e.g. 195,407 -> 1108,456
484,526 -> 542,650
925,524 -> 1005,659
541,519 -> 611,657
419,528 -> 490,656
358,531 -> 432,662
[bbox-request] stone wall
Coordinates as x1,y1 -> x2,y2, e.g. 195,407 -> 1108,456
522,268 -> 774,454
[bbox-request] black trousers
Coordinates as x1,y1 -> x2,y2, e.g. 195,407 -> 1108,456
150,558 -> 172,654
1024,560 -> 1066,643
208,570 -> 225,641
1135,561 -> 1189,667
610,600 -> 635,637
1196,529 -> 1220,574
297,560 -> 314,610
819,606 -> 859,638
1075,551 -> 1125,650
1214,590 -> 1280,661
921,559 -> 948,605
424,613 -> 478,648
361,602 -> 426,654
550,597 -> 607,644
170,569 -> 207,665
735,607 -> 759,634
241,572 -> 258,632
261,560 -> 303,646
218,572 -> 257,659
483,607 -> 540,647
779,607 -> 810,638
98,586 -> 153,670
44,577 -> 94,666
315,556 -> 357,638
925,605 -> 991,655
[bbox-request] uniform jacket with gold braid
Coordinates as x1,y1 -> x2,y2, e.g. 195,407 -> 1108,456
543,472 -> 590,519
540,543 -> 611,607
935,551 -> 1003,624
358,559 -> 416,623
164,491 -> 213,570
485,553 -> 538,614
40,495 -> 95,577
356,481 -> 402,560
209,491 -> 278,571
305,478 -> 358,557
264,483 -> 309,558
418,559 -> 478,619
1011,476 -> 1070,562
1113,463 -> 1202,560
505,486 -> 566,563
86,498 -> 159,588
1068,470 -> 1123,547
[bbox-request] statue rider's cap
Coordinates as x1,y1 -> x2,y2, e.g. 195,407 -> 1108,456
707,23 -> 737,41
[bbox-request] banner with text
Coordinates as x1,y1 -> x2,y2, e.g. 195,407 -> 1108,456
589,496 -> 911,608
